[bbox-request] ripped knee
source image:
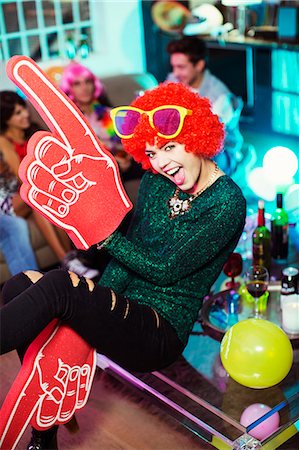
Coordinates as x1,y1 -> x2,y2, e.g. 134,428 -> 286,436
68,271 -> 95,291
23,270 -> 43,284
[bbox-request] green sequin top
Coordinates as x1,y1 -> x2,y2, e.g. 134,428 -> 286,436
99,171 -> 246,345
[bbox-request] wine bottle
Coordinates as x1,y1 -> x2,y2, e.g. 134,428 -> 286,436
252,200 -> 271,270
271,193 -> 289,261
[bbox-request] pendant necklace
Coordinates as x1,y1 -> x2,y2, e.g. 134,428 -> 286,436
167,162 -> 219,219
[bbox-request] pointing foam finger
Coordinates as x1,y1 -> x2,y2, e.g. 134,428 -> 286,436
6,56 -> 94,151
29,189 -> 71,221
27,162 -> 78,204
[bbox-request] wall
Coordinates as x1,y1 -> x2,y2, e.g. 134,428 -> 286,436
89,0 -> 146,77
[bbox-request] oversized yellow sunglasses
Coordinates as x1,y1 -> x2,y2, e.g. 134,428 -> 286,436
110,105 -> 192,139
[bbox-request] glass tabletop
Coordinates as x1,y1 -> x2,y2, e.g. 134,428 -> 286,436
97,287 -> 299,449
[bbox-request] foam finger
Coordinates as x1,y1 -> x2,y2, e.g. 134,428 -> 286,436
28,188 -> 71,220
60,368 -> 80,420
27,162 -> 78,204
6,56 -> 92,151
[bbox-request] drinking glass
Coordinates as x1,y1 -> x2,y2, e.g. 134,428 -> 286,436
223,252 -> 243,289
245,265 -> 269,318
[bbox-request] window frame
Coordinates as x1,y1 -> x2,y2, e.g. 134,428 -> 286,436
0,0 -> 93,62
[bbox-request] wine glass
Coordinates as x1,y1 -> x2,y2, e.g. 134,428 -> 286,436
223,252 -> 243,289
245,265 -> 269,318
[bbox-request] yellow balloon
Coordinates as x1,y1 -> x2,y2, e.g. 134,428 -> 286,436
220,319 -> 293,389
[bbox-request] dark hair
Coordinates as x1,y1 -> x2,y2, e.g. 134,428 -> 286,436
0,90 -> 40,137
0,91 -> 27,133
166,37 -> 207,65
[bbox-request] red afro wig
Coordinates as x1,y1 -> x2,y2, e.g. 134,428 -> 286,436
121,82 -> 224,171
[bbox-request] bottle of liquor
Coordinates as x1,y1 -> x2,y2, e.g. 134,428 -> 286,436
271,193 -> 289,261
252,200 -> 271,271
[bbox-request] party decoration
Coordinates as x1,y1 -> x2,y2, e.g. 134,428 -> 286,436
0,320 -> 96,450
263,146 -> 298,181
247,146 -> 298,201
240,403 -> 280,440
45,65 -> 65,85
151,1 -> 191,33
220,319 -> 293,388
6,56 -> 132,250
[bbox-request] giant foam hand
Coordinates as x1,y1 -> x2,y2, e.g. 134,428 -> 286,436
0,320 -> 96,450
6,56 -> 132,249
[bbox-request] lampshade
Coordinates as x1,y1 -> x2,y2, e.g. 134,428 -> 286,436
184,4 -> 224,36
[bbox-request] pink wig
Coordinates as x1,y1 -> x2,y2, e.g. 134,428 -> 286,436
60,62 -> 103,101
122,82 -> 224,171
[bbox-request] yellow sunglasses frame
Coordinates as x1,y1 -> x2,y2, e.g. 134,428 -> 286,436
110,105 -> 192,139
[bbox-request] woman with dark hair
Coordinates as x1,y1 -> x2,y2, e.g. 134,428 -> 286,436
0,91 -> 98,278
0,82 -> 246,449
0,91 -> 41,160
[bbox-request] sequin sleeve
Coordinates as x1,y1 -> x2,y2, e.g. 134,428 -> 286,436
104,174 -> 246,287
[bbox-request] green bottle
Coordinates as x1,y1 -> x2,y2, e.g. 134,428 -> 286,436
271,193 -> 289,261
252,200 -> 271,271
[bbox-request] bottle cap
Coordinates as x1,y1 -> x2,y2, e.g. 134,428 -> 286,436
277,193 -> 283,208
258,199 -> 264,209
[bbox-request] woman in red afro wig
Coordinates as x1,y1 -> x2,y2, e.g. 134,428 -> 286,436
121,82 -> 224,171
0,81 -> 246,450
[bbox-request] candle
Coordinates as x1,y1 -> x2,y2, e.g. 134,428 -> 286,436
281,297 -> 299,334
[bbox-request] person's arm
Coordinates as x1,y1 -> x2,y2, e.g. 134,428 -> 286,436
99,259 -> 134,293
0,137 -> 21,177
103,178 -> 246,287
212,94 -> 234,125
166,72 -> 178,83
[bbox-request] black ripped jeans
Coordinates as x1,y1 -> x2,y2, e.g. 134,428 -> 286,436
0,269 -> 183,372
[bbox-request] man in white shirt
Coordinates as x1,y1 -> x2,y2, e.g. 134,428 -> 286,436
166,36 -> 244,176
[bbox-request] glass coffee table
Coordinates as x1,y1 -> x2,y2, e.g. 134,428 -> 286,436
97,285 -> 299,449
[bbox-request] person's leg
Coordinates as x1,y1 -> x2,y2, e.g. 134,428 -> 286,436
1,269 -> 182,450
0,214 -> 38,275
30,211 -> 68,261
13,194 -> 67,261
1,269 -> 182,370
55,226 -> 73,253
1,271 -> 57,450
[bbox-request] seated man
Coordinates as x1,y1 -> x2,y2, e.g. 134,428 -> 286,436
166,36 -> 244,176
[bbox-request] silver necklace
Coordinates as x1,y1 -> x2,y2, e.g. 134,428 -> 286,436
167,162 -> 219,219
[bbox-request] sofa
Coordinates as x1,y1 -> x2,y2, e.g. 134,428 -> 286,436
0,72 -> 158,284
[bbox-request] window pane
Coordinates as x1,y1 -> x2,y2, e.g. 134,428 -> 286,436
78,30 -> 90,59
42,1 -> 56,27
24,1 -> 38,30
3,3 -> 19,33
81,26 -> 92,51
8,37 -> 22,56
80,0 -> 90,21
62,1 -> 73,24
0,43 -> 4,61
28,35 -> 41,60
47,32 -> 59,58
65,31 -> 77,59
